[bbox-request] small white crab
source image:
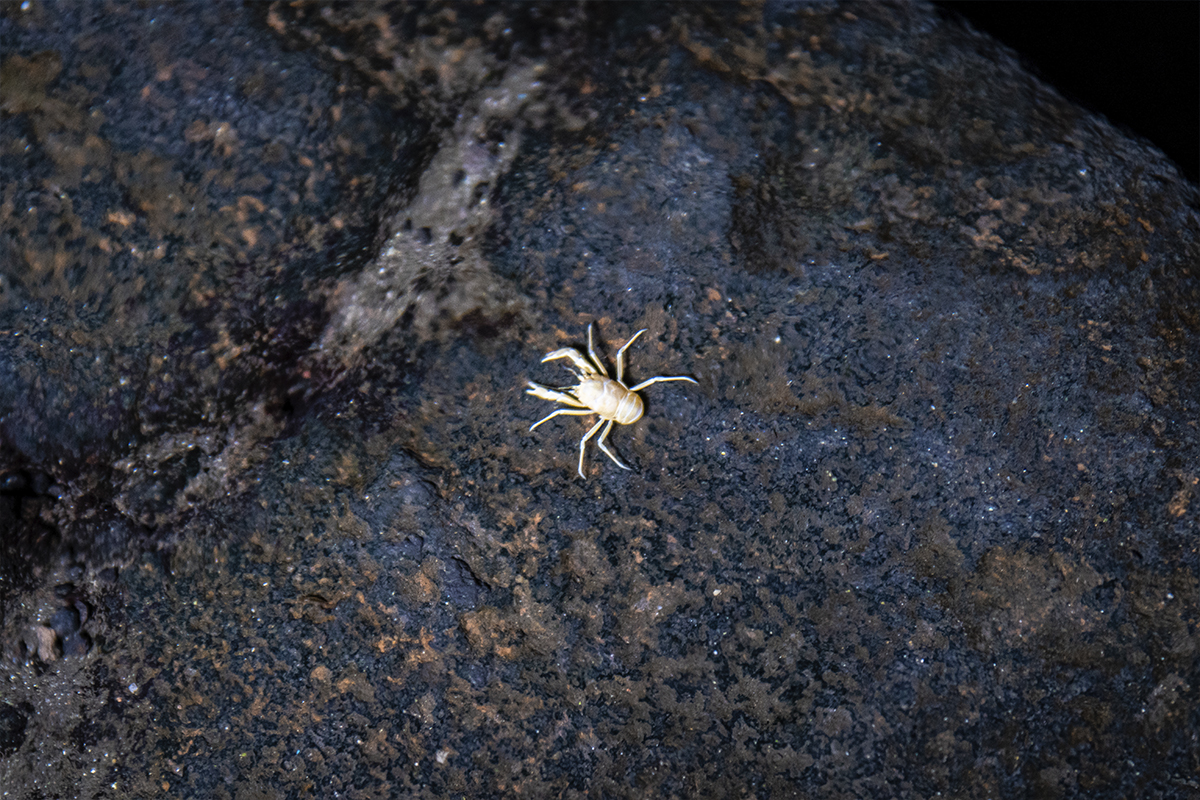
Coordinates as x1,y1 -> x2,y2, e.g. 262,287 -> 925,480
527,324 -> 698,478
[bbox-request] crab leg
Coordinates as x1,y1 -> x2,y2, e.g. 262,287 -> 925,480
577,418 -> 606,478
530,408 -> 594,431
586,323 -> 609,377
595,419 -> 631,471
627,375 -> 698,392
614,329 -> 646,383
541,347 -> 598,377
526,382 -> 587,407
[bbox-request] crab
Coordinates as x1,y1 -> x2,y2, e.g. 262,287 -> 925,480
527,324 -> 698,478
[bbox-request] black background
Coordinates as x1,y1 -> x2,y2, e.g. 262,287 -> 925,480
937,2 -> 1199,184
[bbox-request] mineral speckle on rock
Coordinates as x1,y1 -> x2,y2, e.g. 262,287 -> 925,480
1,3 -> 1196,799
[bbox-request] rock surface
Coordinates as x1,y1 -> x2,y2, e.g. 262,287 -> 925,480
2,3 -> 1197,799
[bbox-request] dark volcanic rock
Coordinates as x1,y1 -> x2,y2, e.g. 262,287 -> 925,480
0,702 -> 30,758
1,3 -> 1196,799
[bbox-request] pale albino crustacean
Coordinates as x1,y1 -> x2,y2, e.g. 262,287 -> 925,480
527,324 -> 698,478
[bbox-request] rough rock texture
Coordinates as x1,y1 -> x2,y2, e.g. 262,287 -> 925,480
2,2 -> 1197,799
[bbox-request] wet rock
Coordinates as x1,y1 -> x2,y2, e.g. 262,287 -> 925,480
0,471 -> 30,494
396,478 -> 437,507
1,3 -> 1196,800
49,606 -> 80,640
61,631 -> 91,659
0,703 -> 29,757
